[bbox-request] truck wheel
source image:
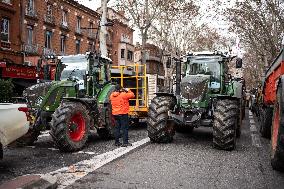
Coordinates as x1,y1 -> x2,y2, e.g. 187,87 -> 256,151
51,102 -> 90,152
259,107 -> 273,139
271,83 -> 284,171
213,99 -> 238,151
147,96 -> 175,143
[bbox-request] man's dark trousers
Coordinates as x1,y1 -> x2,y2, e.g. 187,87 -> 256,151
114,114 -> 129,144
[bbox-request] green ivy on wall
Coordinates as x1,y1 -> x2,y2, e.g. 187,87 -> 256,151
0,79 -> 14,103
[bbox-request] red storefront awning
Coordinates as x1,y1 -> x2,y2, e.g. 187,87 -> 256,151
0,62 -> 6,68
2,65 -> 44,80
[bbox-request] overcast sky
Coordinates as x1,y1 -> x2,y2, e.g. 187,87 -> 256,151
77,0 -> 239,50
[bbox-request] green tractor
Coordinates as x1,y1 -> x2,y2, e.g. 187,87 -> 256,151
18,53 -> 116,151
147,52 -> 244,150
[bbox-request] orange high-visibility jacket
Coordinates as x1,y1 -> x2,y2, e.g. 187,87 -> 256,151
109,90 -> 135,115
110,91 -> 124,115
121,90 -> 135,114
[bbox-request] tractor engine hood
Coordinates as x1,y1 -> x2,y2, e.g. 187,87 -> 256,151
180,75 -> 210,102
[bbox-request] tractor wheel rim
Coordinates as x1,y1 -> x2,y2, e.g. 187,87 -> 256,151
272,103 -> 280,155
69,113 -> 86,142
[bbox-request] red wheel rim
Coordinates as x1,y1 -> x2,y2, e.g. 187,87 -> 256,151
272,103 -> 280,153
68,113 -> 86,142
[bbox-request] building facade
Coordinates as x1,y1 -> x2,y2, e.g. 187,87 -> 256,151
0,0 -> 134,94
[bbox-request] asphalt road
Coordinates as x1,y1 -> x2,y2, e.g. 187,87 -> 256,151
1,110 -> 284,189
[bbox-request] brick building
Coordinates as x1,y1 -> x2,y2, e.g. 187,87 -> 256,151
97,7 -> 134,67
134,43 -> 165,76
0,0 -> 134,94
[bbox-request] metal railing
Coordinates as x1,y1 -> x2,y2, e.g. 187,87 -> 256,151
43,47 -> 55,56
25,7 -> 37,17
111,64 -> 148,117
44,14 -> 55,24
23,44 -> 38,54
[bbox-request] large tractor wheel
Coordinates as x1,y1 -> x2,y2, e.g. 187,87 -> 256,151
51,102 -> 90,152
259,107 -> 273,139
147,96 -> 176,143
271,83 -> 284,171
213,99 -> 238,151
97,103 -> 115,139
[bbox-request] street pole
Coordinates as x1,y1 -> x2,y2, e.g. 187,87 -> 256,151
99,0 -> 108,83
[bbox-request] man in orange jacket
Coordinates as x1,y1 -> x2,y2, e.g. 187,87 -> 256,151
110,84 -> 135,147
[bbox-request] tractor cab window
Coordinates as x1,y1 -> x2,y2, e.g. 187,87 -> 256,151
58,56 -> 87,85
187,59 -> 221,89
60,68 -> 85,81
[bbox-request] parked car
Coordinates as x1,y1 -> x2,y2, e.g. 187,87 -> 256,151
0,103 -> 30,159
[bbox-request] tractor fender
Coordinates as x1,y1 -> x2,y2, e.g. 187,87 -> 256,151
61,98 -> 96,110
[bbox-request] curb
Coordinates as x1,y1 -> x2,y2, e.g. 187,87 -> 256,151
0,175 -> 57,189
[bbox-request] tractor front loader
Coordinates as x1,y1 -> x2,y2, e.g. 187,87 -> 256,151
147,52 -> 244,151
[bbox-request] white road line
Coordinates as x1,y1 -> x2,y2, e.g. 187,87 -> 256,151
38,131 -> 50,138
249,111 -> 262,148
42,137 -> 150,189
249,111 -> 253,116
251,134 -> 262,148
250,119 -> 255,124
250,124 -> 257,132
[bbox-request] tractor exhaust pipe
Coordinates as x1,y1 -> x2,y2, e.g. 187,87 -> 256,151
175,58 -> 182,96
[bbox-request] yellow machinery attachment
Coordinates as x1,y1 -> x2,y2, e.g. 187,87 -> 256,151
111,64 -> 148,118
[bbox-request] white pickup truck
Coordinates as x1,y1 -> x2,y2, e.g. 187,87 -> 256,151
0,103 -> 30,159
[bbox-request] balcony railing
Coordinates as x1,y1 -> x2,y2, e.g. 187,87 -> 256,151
43,47 -> 55,56
23,44 -> 38,54
0,41 -> 11,49
75,29 -> 82,35
44,14 -> 55,25
88,32 -> 96,39
1,0 -> 11,4
25,7 -> 37,18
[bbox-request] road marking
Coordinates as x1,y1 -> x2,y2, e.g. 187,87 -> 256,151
249,111 -> 262,148
42,137 -> 150,189
251,134 -> 262,148
250,124 -> 257,132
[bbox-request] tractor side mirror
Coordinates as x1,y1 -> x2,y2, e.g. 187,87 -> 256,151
166,57 -> 171,68
236,58 -> 243,68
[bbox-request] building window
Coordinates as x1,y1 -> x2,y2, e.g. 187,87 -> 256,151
1,0 -> 11,4
45,31 -> 52,49
121,49 -> 125,59
47,4 -> 52,15
27,0 -> 34,10
1,18 -> 9,42
89,22 -> 93,35
27,26 -> 33,45
76,39 -> 80,54
62,10 -> 68,26
127,50 -> 133,61
76,17 -> 81,33
60,35 -> 66,54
